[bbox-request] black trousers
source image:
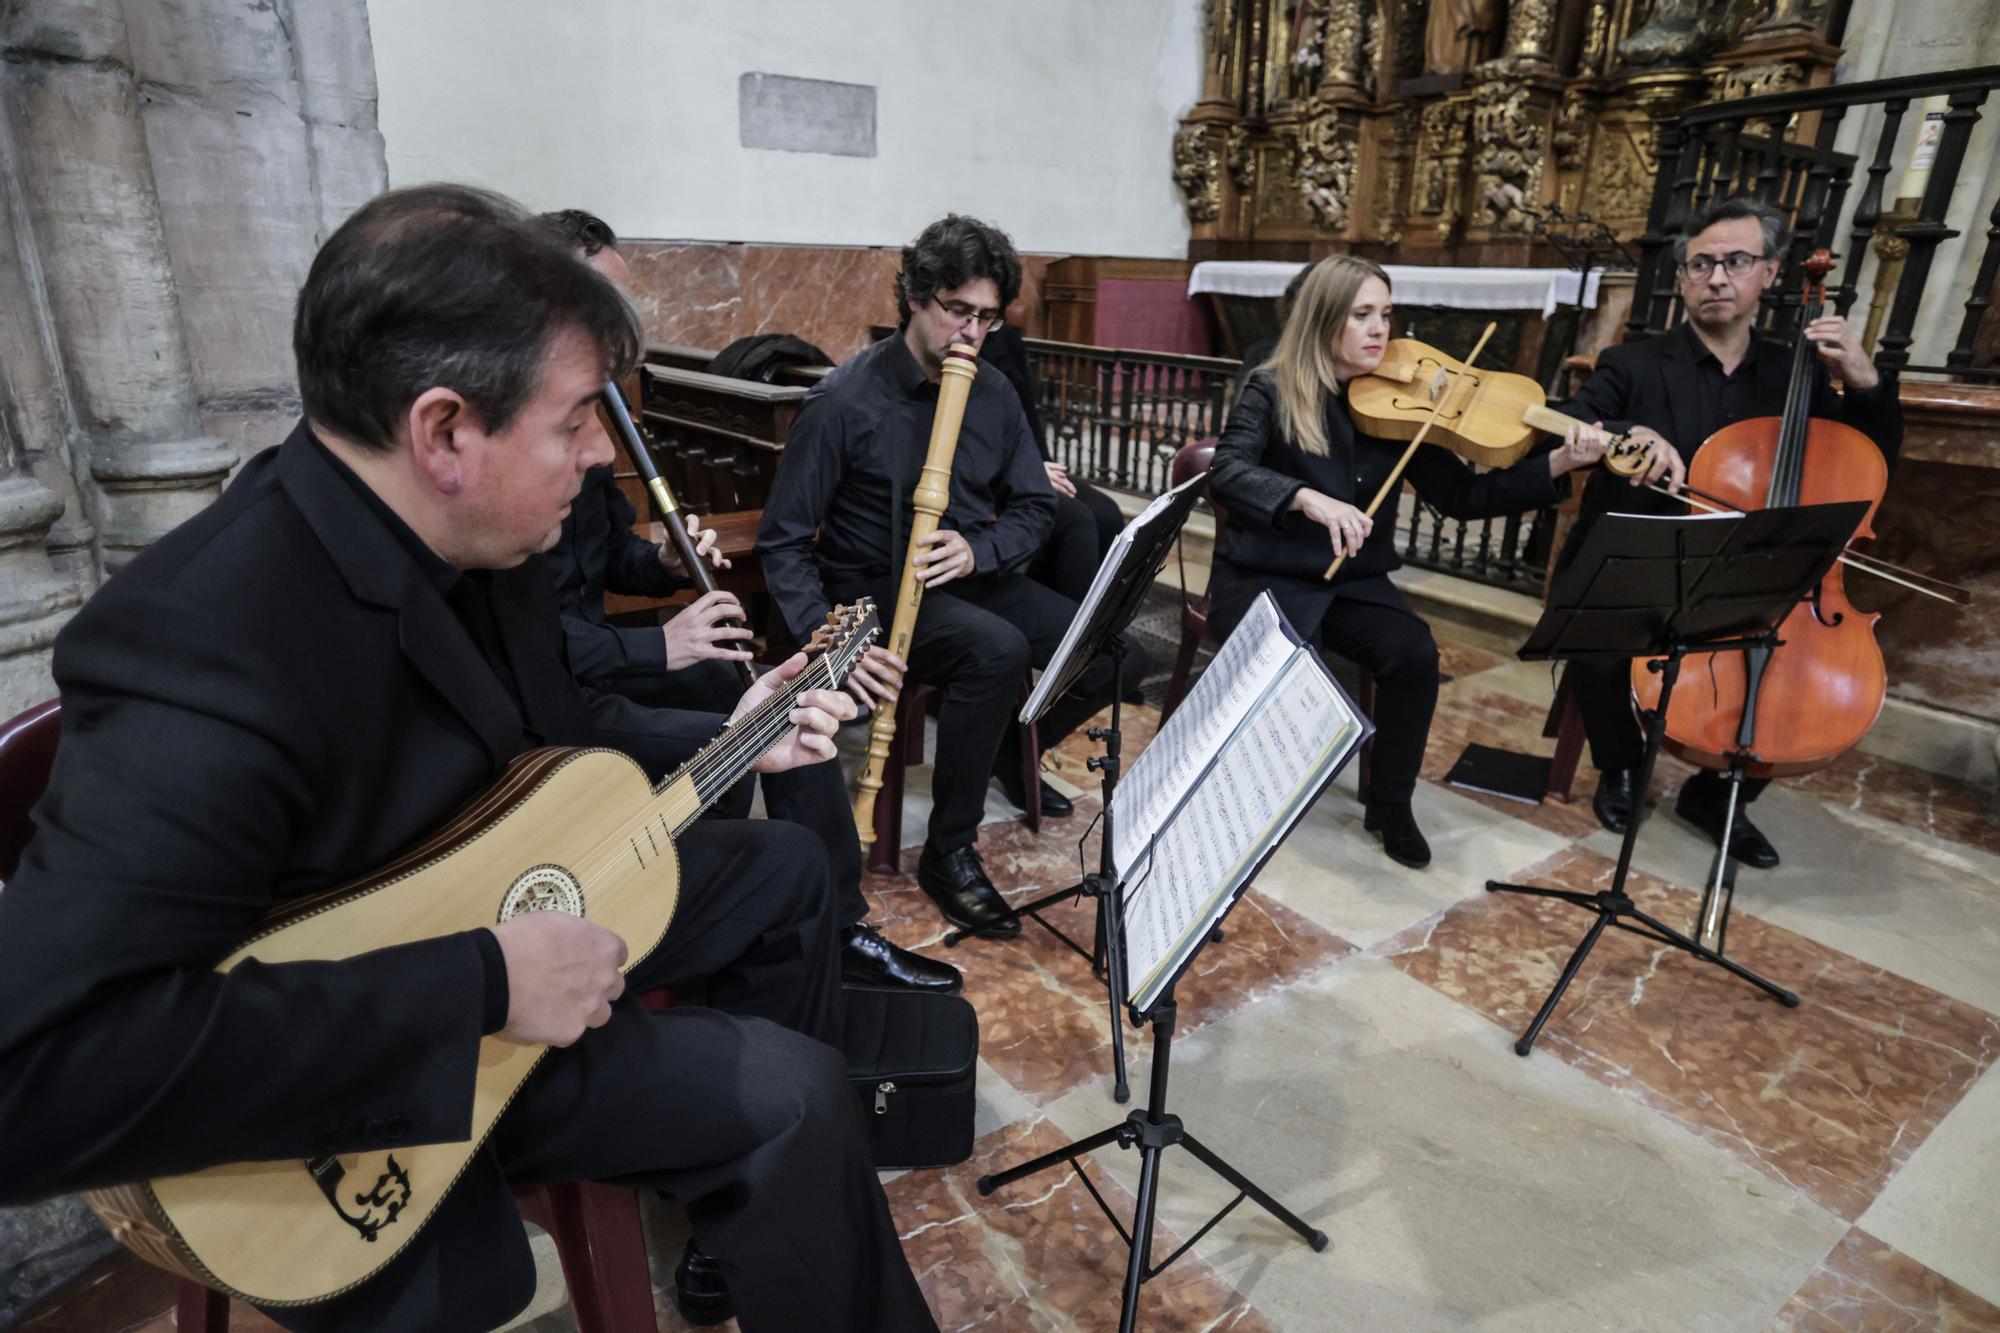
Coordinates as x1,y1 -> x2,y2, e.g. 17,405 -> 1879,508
1315,586 -> 1439,808
835,569 -> 1143,852
592,663 -> 868,926
1031,482 -> 1125,604
1565,656 -> 1769,805
268,820 -> 935,1333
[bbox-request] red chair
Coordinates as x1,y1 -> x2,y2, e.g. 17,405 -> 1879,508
0,700 -> 662,1333
866,679 -> 1041,875
1159,442 -> 1381,802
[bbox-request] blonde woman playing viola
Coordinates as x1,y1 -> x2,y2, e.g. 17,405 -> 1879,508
1204,256 -> 1672,868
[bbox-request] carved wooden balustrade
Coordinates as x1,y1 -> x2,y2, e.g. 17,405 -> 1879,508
1630,64 -> 2000,381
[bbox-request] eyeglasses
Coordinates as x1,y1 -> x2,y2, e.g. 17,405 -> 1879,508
1680,251 -> 1769,280
933,294 -> 1005,331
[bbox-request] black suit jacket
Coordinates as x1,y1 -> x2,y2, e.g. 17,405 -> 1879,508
545,463 -> 684,687
0,425 -> 711,1210
1556,322 -> 1903,524
1206,372 -> 1568,641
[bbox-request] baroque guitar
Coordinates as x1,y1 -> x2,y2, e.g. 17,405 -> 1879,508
83,602 -> 878,1307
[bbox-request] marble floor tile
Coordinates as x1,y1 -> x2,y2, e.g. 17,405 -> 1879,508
865,849 -> 1350,1111
1767,1226 -> 2000,1332
1578,779 -> 2000,1015
1385,844 -> 2000,1221
1250,770 -> 1574,950
886,1115 -> 1270,1332
1437,637 -> 1514,681
1423,681 -> 1609,841
1042,960 -> 1845,1332
1776,748 -> 2000,860
1858,1062 -> 2000,1307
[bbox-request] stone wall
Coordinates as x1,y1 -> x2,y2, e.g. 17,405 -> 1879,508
0,1 -> 386,1320
0,0 -> 386,723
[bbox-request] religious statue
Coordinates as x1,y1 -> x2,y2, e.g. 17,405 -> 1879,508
1618,0 -> 1723,68
1424,0 -> 1501,75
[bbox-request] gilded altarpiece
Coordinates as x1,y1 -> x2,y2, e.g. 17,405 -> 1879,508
1177,0 -> 1851,266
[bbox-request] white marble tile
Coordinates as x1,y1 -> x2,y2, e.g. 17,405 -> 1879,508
1248,771 -> 1574,950
1031,960 -> 1845,1333
1579,780 -> 2000,1014
1858,1062 -> 2000,1308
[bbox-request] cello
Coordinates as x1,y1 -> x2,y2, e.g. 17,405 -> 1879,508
1630,250 -> 1889,778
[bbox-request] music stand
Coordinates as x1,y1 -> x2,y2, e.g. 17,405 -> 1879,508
1487,501 -> 1865,1055
978,616 -> 1365,1333
945,474 -> 1204,1103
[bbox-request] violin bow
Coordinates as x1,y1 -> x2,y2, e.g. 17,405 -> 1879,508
1323,322 -> 1497,582
1631,476 -> 1971,606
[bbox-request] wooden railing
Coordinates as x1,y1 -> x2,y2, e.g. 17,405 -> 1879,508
1630,65 -> 2000,380
1022,335 -> 1555,595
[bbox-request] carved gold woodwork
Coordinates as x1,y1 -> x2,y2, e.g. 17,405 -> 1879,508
1177,0 -> 1848,261
1173,124 -> 1224,223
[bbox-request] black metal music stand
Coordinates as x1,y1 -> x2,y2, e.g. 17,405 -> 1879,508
1488,502 -> 1865,1056
978,720 -> 1356,1333
944,477 -> 1204,1103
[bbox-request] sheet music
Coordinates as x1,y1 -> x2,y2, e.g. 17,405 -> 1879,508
1110,589 -> 1298,875
1122,650 -> 1364,1011
1022,473 -> 1205,724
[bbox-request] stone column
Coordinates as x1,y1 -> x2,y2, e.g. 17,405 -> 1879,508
1,2 -> 235,576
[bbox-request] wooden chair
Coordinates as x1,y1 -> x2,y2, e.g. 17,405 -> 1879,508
1157,441 -> 1381,802
866,680 -> 1041,875
0,700 -> 662,1333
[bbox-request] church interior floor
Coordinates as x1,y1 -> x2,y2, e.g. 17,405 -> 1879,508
25,626 -> 2000,1332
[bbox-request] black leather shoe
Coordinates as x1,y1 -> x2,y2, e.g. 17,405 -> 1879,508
916,843 -> 1021,937
994,766 -> 1074,818
1364,801 -> 1432,869
842,923 -> 963,993
674,1240 -> 733,1327
1592,767 -> 1637,835
1675,781 -> 1780,869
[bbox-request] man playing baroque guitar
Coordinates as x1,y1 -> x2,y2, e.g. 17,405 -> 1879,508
0,186 -> 937,1333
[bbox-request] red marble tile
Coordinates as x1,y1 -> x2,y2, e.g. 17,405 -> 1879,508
739,244 -> 902,362
1436,637 -> 1512,681
1385,844 -> 2000,1221
865,821 -> 1352,1109
622,240 -> 744,353
885,1116 -> 1275,1332
1768,1226 -> 2000,1332
1421,683 -> 1608,840
1788,747 -> 2000,860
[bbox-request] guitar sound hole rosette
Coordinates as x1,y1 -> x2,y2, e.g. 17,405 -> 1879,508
498,865 -> 585,922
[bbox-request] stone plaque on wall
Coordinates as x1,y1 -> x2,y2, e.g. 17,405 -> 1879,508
738,72 -> 877,158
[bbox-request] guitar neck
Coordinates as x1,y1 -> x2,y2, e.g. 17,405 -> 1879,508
661,657 -> 842,836
1522,403 -> 1594,438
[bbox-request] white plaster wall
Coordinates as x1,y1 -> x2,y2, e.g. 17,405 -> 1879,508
367,0 -> 1204,256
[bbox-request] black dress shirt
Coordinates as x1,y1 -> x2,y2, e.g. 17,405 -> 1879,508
545,464 -> 685,685
757,331 -> 1056,641
1557,321 -> 1902,522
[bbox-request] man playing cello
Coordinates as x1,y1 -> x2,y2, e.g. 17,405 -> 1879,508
1556,196 -> 1902,867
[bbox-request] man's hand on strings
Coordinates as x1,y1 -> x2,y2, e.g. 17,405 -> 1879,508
843,644 -> 907,711
1804,314 -> 1880,391
730,651 -> 855,773
662,590 -> 755,670
492,913 -> 627,1047
912,529 -> 976,588
1290,488 -> 1372,558
655,512 -> 731,577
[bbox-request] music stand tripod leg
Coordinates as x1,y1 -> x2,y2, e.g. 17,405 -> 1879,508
945,643 -> 1135,1101
978,994 -> 1327,1333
